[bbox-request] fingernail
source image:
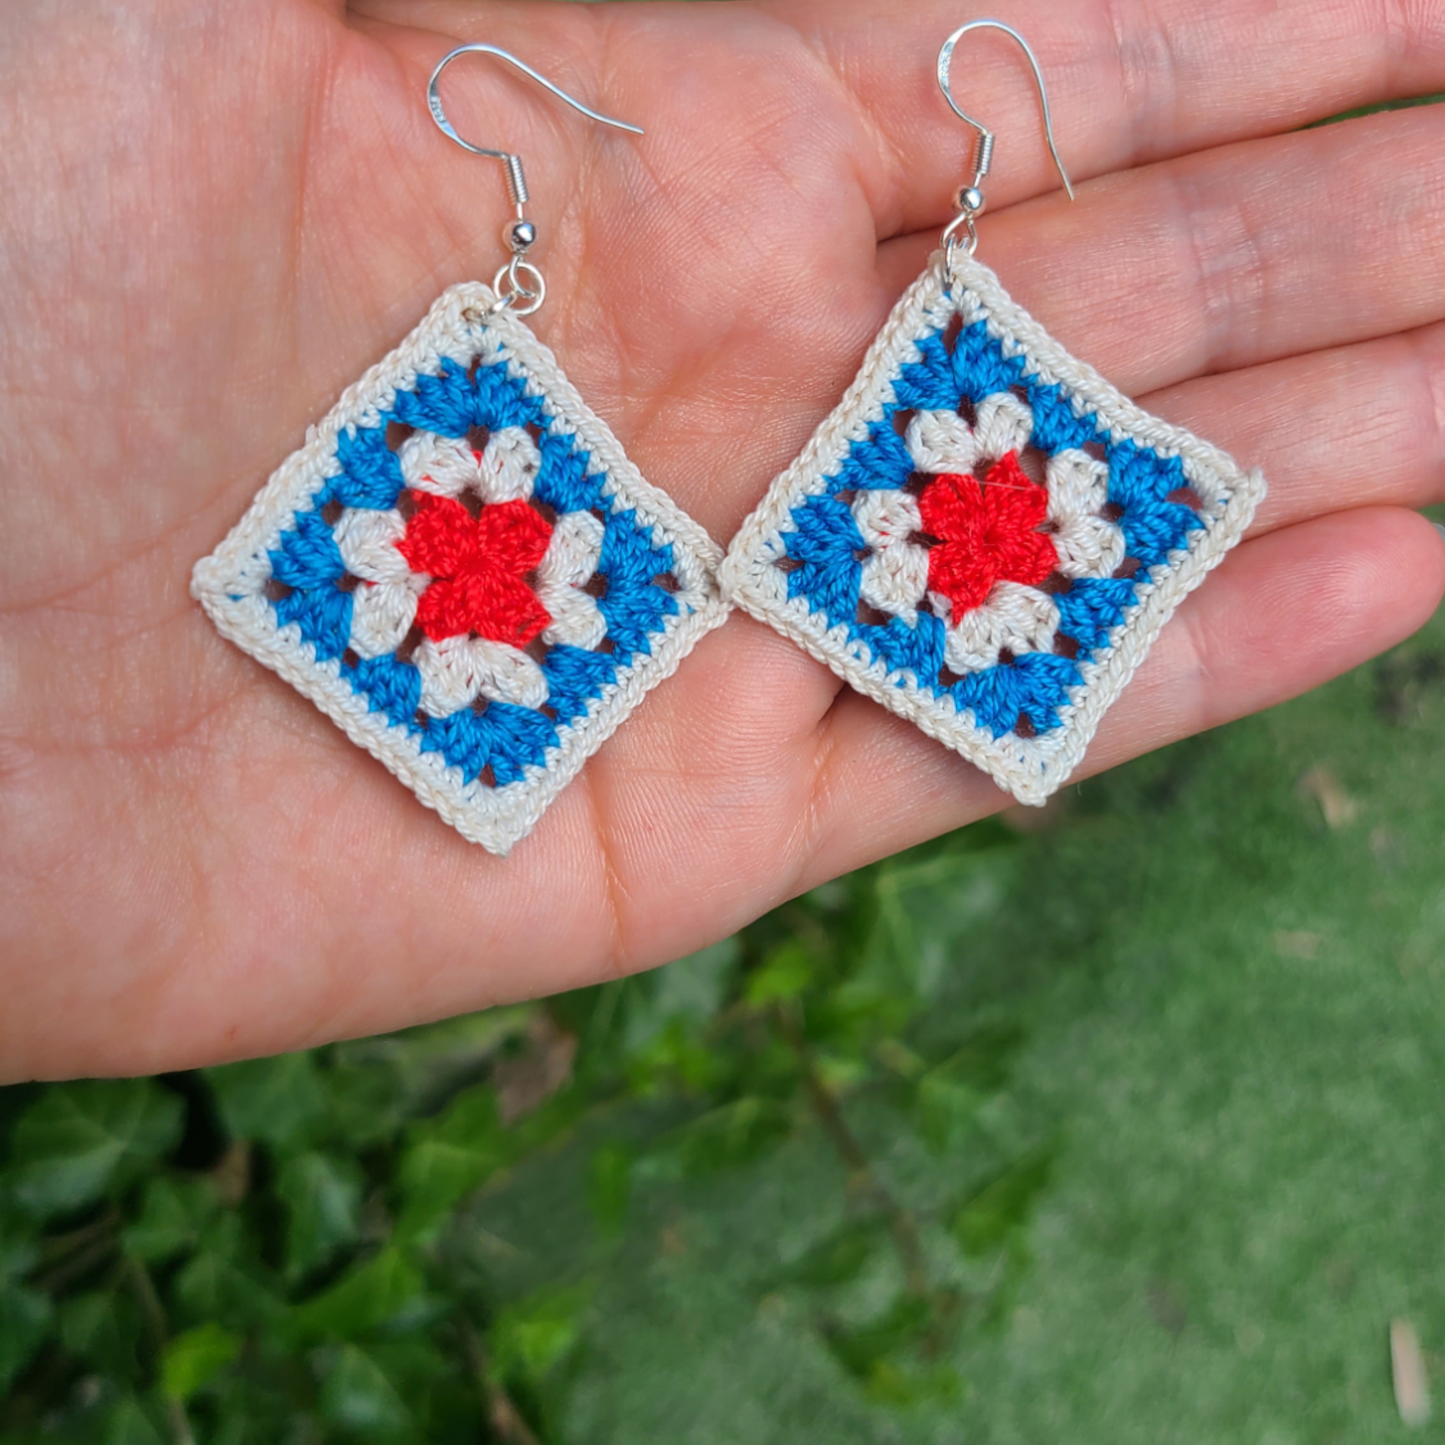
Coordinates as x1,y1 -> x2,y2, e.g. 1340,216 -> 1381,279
1436,523 -> 1445,547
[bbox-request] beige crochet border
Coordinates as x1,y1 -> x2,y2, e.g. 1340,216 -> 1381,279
721,251 -> 1266,806
192,283 -> 729,855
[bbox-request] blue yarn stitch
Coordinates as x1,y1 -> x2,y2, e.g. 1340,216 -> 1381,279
782,304 -> 1203,738
947,651 -> 1080,738
263,351 -> 680,782
950,319 -> 1027,403
391,359 -> 489,436
532,432 -> 605,516
1053,578 -> 1137,655
269,509 -> 345,591
328,426 -> 404,511
418,700 -> 556,787
1108,441 -> 1201,566
273,583 -> 352,664
828,417 -> 915,496
865,610 -> 947,688
543,645 -> 624,727
596,511 -> 679,661
346,654 -> 421,729
783,493 -> 865,615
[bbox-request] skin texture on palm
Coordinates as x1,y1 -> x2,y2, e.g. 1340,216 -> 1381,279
2,0 -> 1444,1080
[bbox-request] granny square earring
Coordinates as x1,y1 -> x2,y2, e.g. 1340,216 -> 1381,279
721,21 -> 1265,805
193,46 -> 726,854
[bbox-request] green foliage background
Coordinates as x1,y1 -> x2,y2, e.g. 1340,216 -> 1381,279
5,597 -> 1445,1442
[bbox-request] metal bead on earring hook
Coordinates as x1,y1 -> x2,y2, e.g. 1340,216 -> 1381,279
505,218 -> 538,254
936,19 -> 1074,271
426,43 -> 644,317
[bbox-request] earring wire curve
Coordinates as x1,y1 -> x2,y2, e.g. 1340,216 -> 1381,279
938,20 -> 1074,265
426,43 -> 644,315
938,19 -> 1074,201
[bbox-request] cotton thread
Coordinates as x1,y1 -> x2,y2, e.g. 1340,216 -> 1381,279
193,282 -> 729,854
719,250 -> 1265,804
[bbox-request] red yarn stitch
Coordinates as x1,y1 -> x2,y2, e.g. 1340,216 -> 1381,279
918,453 -> 1057,615
397,491 -> 553,648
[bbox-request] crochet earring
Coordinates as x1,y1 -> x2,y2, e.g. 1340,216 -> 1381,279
193,45 -> 726,854
721,21 -> 1265,805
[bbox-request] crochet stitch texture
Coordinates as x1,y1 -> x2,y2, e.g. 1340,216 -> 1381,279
193,284 -> 728,854
721,251 -> 1265,804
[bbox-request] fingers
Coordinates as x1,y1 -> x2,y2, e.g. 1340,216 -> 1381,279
875,102 -> 1445,397
799,507 -> 1445,886
778,0 -> 1445,240
1138,319 -> 1445,539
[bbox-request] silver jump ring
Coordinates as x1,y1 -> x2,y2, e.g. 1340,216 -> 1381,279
941,210 -> 979,277
491,258 -> 547,317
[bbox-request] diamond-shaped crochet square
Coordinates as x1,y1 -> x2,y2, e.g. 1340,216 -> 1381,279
193,284 -> 727,854
721,253 -> 1265,805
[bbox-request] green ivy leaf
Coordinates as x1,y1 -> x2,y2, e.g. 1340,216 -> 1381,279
939,1022 -> 1027,1093
0,1282 -> 52,1392
745,941 -> 814,1008
805,982 -> 915,1058
623,1019 -> 721,1098
320,1061 -> 409,1155
950,1145 -> 1058,1256
651,1097 -> 792,1177
916,1025 -> 1028,1152
821,1291 -> 933,1379
122,1174 -> 218,1265
651,939 -> 737,1014
160,1321 -> 242,1401
0,1207 -> 40,1283
173,1243 -> 283,1333
5,1081 -> 183,1220
772,1216 -> 889,1289
362,1339 -> 469,1438
916,1072 -> 987,1154
275,1151 -> 363,1281
417,1082 -> 506,1152
58,1290 -> 141,1381
192,1369 -> 305,1445
487,1282 -> 593,1389
286,1246 -> 424,1345
622,941 -> 738,1055
192,1211 -> 250,1265
102,1395 -> 166,1445
330,1007 -> 533,1143
393,1085 -> 509,1243
586,1145 -> 632,1234
393,1140 -> 499,1246
205,1053 -> 328,1151
864,1359 -> 967,1407
317,1342 -> 414,1439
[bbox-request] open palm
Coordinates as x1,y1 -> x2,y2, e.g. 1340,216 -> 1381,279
4,0 -> 1443,1079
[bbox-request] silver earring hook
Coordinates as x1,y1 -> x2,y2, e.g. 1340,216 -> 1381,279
426,43 -> 644,316
937,20 -> 1074,268
938,20 -> 1074,202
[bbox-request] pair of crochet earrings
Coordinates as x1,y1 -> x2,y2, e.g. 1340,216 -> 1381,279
193,23 -> 1264,855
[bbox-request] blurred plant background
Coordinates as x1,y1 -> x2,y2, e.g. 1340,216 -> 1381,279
5,591 -> 1445,1442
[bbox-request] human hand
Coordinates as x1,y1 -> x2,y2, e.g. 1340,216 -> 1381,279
3,0 -> 1443,1077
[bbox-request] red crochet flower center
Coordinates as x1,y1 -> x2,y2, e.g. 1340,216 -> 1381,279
918,452 -> 1058,617
396,490 -> 554,648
